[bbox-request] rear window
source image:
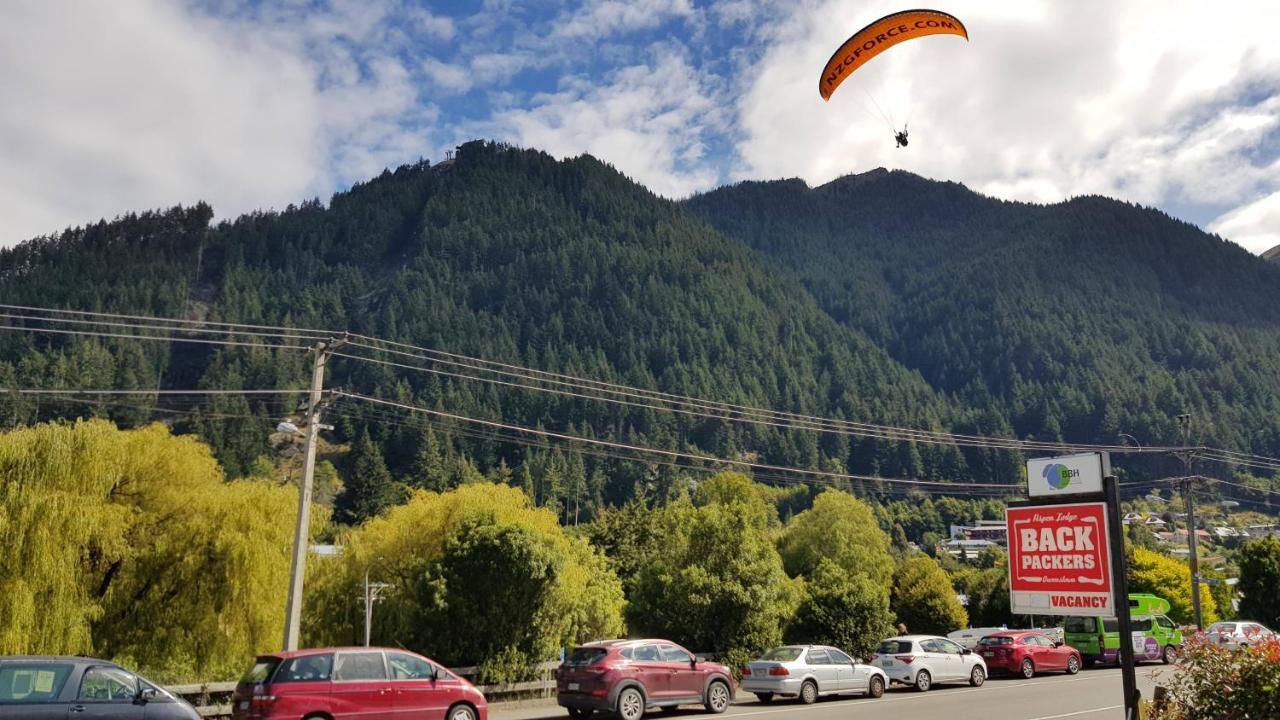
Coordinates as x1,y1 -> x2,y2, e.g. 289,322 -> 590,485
877,640 -> 913,655
760,648 -> 802,662
1103,618 -> 1120,633
1064,617 -> 1095,633
978,636 -> 1013,646
276,654 -> 334,683
241,658 -> 281,685
0,664 -> 73,704
565,649 -> 608,667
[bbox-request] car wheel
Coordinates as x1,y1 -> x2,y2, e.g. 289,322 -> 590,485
618,687 -> 645,720
705,680 -> 730,714
868,675 -> 885,698
800,680 -> 818,704
449,705 -> 477,720
1162,645 -> 1177,664
969,665 -> 985,687
1067,655 -> 1080,675
753,693 -> 773,704
569,709 -> 594,720
914,670 -> 931,692
1020,658 -> 1035,679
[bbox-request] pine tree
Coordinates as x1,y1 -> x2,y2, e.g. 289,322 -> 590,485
336,430 -> 399,525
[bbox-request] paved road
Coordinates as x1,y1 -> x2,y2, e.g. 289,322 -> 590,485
494,666 -> 1173,720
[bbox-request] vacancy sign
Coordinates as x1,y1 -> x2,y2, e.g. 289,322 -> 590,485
1007,502 -> 1114,616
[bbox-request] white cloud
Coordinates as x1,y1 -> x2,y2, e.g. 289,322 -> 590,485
423,58 -> 473,94
487,51 -> 723,198
0,0 -> 429,246
731,0 -> 1280,252
553,0 -> 695,40
1209,190 -> 1280,254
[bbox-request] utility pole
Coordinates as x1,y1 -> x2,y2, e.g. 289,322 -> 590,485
1176,413 -> 1203,631
362,570 -> 394,647
282,340 -> 332,651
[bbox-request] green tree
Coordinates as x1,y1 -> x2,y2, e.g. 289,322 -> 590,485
418,518 -> 563,682
779,490 -> 894,589
627,500 -> 799,668
307,484 -> 624,682
1237,536 -> 1280,628
891,554 -> 967,635
335,430 -> 401,525
790,558 -> 894,658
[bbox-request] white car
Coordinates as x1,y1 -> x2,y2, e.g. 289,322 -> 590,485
947,627 -> 1009,650
1204,621 -> 1274,650
740,645 -> 888,703
869,635 -> 987,692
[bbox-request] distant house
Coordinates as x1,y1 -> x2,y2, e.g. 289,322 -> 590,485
949,520 -> 1008,547
940,538 -> 1000,562
1122,512 -> 1144,525
1144,517 -> 1167,526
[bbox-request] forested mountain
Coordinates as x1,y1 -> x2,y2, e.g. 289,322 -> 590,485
1,142 -> 1276,523
685,170 -> 1280,473
0,142 -> 1009,524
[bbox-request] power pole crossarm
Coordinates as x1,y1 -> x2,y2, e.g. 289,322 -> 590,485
282,340 -> 332,651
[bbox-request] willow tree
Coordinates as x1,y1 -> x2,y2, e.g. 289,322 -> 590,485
0,419 -> 301,681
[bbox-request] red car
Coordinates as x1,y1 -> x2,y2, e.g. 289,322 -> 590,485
231,647 -> 486,720
976,632 -> 1082,678
556,639 -> 735,720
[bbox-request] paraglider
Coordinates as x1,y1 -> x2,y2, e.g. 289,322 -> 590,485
819,9 -> 967,146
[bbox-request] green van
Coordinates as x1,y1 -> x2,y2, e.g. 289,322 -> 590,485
1062,594 -> 1183,666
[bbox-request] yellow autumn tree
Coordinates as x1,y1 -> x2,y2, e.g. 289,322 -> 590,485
1129,547 -> 1217,626
0,419 -> 303,681
305,483 -> 625,682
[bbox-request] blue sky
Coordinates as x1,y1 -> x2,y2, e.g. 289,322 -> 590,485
4,0 -> 1280,253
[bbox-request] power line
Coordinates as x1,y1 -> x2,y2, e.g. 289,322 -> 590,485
333,390 -> 1022,492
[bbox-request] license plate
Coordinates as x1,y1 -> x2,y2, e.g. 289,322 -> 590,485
982,652 -> 994,658
568,683 -> 580,691
883,660 -> 895,667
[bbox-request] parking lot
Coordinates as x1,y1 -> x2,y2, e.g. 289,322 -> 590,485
495,666 -> 1172,720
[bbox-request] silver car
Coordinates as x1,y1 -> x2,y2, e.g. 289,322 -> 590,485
740,645 -> 887,704
1204,621 -> 1274,650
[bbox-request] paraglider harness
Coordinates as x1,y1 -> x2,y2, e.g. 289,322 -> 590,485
894,126 -> 908,147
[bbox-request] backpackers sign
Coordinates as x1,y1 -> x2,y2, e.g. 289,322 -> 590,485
1007,502 -> 1114,616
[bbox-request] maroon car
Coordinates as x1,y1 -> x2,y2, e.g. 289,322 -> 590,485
231,647 -> 487,720
976,632 -> 1082,678
556,640 -> 735,720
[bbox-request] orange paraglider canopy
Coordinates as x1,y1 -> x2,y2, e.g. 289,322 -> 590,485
819,9 -> 968,101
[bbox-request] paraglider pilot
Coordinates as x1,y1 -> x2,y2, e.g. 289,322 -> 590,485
895,127 -> 908,147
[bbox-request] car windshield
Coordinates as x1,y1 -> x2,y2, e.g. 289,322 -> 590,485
759,648 -> 803,662
1064,617 -> 1094,633
978,636 -> 1013,646
240,658 -> 281,685
565,648 -> 608,667
877,640 -> 913,655
1208,623 -> 1237,633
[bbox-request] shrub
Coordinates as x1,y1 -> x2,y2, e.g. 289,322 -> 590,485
1148,634 -> 1280,719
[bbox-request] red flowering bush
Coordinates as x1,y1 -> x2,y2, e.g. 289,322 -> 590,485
1148,634 -> 1280,719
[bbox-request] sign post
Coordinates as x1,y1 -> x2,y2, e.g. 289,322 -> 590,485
1104,474 -> 1139,720
1010,452 -> 1137,720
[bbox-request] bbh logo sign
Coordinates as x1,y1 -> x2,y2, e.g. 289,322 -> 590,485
1042,463 -> 1080,490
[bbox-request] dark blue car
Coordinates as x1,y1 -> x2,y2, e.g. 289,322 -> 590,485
0,656 -> 199,719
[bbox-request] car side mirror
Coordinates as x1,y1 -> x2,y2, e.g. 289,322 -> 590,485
690,658 -> 698,668
137,688 -> 157,703
960,648 -> 972,655
1054,641 -> 1064,647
